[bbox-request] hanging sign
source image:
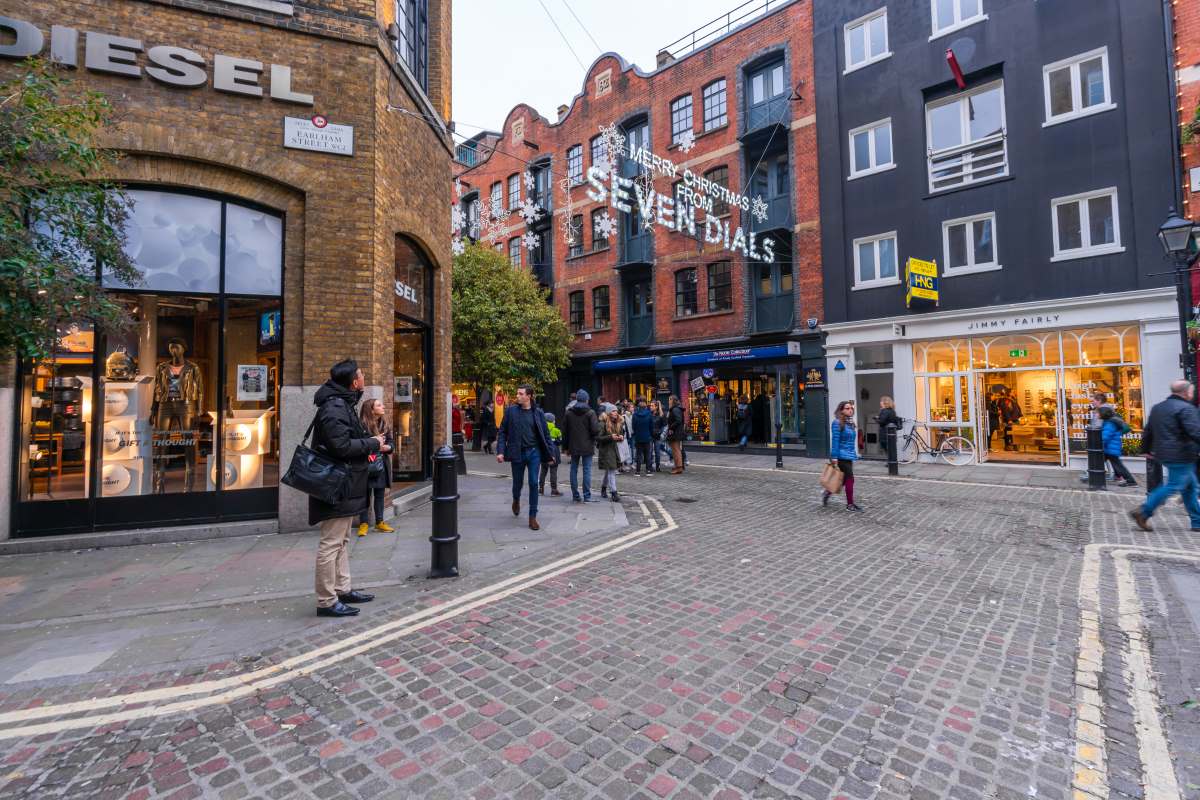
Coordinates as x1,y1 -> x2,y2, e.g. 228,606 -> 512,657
804,366 -> 826,390
905,257 -> 939,307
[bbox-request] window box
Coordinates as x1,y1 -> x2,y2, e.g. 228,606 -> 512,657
1042,47 -> 1116,127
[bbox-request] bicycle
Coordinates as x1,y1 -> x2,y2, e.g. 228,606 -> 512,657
896,422 -> 975,466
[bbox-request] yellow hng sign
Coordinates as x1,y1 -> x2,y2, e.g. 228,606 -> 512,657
906,257 -> 939,307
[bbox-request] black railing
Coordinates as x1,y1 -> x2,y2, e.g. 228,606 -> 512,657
661,0 -> 782,60
619,231 -> 653,265
745,96 -> 790,134
749,194 -> 793,234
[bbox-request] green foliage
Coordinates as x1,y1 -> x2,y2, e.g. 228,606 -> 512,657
1184,103 -> 1200,145
0,59 -> 138,359
451,243 -> 572,394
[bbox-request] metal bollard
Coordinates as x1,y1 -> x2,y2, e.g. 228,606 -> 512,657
886,423 -> 898,476
452,431 -> 467,475
1086,427 -> 1106,491
1146,457 -> 1163,494
428,445 -> 460,578
774,423 -> 784,469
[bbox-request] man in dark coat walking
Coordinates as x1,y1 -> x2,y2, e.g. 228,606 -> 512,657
309,359 -> 386,617
497,385 -> 556,530
562,388 -> 600,502
1132,379 -> 1200,532
667,395 -> 687,474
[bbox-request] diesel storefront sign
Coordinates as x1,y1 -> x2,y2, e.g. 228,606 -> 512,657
0,14 -> 314,104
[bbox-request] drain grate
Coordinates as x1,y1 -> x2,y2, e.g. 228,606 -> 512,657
674,497 -> 697,503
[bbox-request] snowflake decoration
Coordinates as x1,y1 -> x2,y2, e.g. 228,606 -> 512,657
635,172 -> 656,230
454,177 -> 464,198
676,129 -> 696,154
450,205 -> 465,235
522,231 -> 541,252
598,122 -> 626,163
451,236 -> 465,256
751,195 -> 769,224
519,198 -> 542,225
595,211 -> 616,238
559,176 -> 576,248
523,170 -> 535,191
594,152 -> 612,173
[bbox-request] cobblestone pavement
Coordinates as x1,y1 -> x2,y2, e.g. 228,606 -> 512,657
0,461 -> 1197,800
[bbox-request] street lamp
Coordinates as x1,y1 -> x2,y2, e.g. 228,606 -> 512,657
1158,208 -> 1197,385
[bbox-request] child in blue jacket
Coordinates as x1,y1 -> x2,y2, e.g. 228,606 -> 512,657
1099,406 -> 1137,487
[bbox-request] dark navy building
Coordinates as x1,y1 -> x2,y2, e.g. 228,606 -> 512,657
813,0 -> 1183,472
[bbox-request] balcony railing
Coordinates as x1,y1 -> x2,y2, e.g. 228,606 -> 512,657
744,96 -> 790,135
619,231 -> 653,265
748,193 -> 793,234
661,0 -> 784,60
927,132 -> 1008,193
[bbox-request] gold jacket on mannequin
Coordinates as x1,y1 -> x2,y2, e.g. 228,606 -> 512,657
153,360 -> 203,408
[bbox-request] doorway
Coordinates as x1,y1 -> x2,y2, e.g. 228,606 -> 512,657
976,370 -> 1063,465
626,278 -> 653,347
855,372 -> 895,458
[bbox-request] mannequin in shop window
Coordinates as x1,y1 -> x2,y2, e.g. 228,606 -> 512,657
152,338 -> 203,493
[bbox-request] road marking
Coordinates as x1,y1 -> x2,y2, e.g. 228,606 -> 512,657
1074,544 -> 1193,800
0,497 -> 677,740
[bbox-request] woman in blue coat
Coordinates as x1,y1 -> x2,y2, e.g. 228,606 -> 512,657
1099,406 -> 1137,487
824,399 -> 863,511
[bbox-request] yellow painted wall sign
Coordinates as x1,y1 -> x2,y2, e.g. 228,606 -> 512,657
906,257 -> 939,307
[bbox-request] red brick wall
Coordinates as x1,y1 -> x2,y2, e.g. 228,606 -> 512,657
452,0 -> 819,360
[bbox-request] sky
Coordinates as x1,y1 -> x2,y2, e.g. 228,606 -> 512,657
451,0 -> 752,137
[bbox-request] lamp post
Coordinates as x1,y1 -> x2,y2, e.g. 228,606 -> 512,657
1158,208 -> 1197,386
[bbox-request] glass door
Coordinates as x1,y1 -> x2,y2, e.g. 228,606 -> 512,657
975,374 -> 991,463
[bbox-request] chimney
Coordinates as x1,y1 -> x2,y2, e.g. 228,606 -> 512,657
656,49 -> 676,68
557,104 -> 569,120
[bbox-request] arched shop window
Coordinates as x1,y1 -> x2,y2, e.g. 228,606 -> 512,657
14,187 -> 283,537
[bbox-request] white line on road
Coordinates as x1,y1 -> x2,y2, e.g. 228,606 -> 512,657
0,497 -> 677,739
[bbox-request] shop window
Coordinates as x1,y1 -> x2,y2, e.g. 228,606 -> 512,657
569,291 -> 585,333
844,8 -> 889,73
702,79 -> 728,130
913,339 -> 965,373
225,203 -> 283,295
675,268 -> 698,317
1064,366 -> 1144,456
103,190 -> 221,293
219,299 -> 281,491
707,261 -> 732,312
854,344 -> 893,370
1043,47 -> 1113,125
1062,327 -> 1138,366
593,286 -> 610,329
1051,188 -> 1122,261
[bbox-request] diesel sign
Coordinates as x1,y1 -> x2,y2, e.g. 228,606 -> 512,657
0,15 -> 314,105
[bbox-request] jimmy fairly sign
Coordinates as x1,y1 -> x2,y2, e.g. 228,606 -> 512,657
585,155 -> 776,263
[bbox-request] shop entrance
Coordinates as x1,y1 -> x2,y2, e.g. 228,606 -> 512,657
976,371 -> 1064,465
393,236 -> 434,482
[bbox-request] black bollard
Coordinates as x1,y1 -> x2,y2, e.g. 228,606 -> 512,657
428,445 -> 460,578
774,423 -> 784,469
452,431 -> 467,476
1146,457 -> 1163,494
1086,427 -> 1106,491
886,423 -> 898,476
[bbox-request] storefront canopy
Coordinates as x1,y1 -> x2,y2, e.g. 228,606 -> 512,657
670,342 -> 801,367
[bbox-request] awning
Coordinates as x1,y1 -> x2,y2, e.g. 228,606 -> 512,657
593,356 -> 657,372
670,342 -> 800,367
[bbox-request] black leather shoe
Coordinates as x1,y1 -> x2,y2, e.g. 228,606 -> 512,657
338,590 -> 375,604
317,602 -> 360,617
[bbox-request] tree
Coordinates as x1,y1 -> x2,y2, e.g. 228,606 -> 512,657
0,59 -> 138,359
452,243 -> 572,395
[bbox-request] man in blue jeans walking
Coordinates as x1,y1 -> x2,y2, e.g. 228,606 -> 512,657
561,388 -> 600,502
1131,379 -> 1200,532
497,385 -> 556,531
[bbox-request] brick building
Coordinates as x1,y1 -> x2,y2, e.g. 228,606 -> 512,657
453,0 -> 828,455
0,0 -> 453,541
1176,0 -> 1200,379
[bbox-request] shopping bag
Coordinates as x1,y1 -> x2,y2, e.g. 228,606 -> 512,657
820,461 -> 844,494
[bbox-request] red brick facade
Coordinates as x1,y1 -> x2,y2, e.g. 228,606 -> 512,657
452,1 -> 820,389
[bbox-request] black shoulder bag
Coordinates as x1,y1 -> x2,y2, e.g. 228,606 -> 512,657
282,411 -> 351,505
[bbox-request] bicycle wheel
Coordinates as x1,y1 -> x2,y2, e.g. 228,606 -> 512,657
938,436 -> 976,466
898,435 -> 919,464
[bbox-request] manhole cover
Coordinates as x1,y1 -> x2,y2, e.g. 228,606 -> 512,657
675,497 -> 697,503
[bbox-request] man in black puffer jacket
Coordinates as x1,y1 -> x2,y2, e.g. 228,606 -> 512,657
309,359 -> 386,617
1132,379 -> 1200,532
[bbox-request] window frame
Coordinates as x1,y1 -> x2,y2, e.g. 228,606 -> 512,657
707,261 -> 732,312
566,144 -> 584,185
941,211 -> 1001,276
489,182 -> 503,217
592,285 -> 611,330
843,8 -> 891,74
674,268 -> 698,317
1042,46 -> 1116,127
924,79 -> 1008,193
393,0 -> 429,91
568,291 -> 585,334
929,0 -> 987,40
590,135 -> 607,169
506,174 -> 520,210
670,94 -> 695,145
705,166 -> 731,217
847,118 -> 895,180
508,236 -> 521,266
591,208 -> 610,251
568,214 -> 584,257
1050,187 -> 1124,262
851,231 -> 900,290
702,79 -> 728,131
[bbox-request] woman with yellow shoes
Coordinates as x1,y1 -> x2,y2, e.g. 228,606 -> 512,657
356,398 -> 396,536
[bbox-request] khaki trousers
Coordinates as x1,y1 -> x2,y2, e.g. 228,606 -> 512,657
670,441 -> 683,470
315,515 -> 353,608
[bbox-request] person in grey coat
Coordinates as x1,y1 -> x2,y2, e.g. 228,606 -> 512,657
1131,379 -> 1200,532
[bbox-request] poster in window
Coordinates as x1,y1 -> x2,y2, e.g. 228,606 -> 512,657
394,376 -> 413,403
237,365 -> 268,401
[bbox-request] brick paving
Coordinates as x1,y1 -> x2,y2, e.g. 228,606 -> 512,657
0,463 -> 1196,799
